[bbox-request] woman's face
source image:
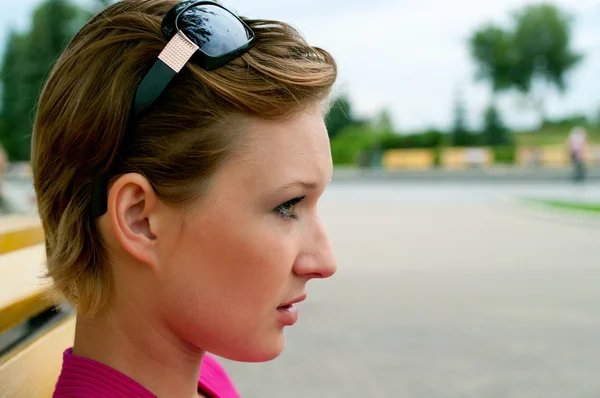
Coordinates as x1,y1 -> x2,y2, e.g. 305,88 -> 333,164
155,106 -> 337,362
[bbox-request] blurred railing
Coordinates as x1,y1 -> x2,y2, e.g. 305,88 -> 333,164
381,145 -> 600,170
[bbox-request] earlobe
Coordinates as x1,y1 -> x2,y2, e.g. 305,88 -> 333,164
106,173 -> 159,266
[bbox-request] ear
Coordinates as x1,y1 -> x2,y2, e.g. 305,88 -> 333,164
105,173 -> 159,267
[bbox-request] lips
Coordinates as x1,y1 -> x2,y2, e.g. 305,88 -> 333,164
277,293 -> 307,309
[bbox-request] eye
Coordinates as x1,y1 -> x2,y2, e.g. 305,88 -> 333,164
274,196 -> 306,221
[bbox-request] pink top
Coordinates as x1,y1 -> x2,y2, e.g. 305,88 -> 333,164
53,348 -> 240,398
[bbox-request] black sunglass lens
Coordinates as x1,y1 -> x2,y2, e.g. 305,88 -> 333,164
180,5 -> 251,58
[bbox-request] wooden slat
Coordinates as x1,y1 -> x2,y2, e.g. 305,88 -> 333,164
0,244 -> 55,334
0,315 -> 75,398
383,149 -> 435,169
0,216 -> 44,254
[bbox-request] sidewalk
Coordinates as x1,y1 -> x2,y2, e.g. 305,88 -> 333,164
332,166 -> 600,182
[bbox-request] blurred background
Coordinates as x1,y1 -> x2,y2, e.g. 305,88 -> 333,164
1,0 -> 600,397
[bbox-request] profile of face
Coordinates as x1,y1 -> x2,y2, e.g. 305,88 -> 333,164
105,104 -> 337,363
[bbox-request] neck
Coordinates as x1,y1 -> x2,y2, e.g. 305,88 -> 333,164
73,304 -> 204,398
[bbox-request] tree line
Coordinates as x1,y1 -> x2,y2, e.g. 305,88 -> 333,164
0,0 -> 107,161
0,1 -> 594,163
325,3 -> 597,165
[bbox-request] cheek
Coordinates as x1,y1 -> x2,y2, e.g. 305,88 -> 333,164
191,214 -> 294,297
156,210 -> 296,355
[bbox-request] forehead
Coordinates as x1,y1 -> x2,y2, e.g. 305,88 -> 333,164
222,109 -> 333,189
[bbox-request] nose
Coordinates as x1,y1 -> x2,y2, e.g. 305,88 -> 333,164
292,216 -> 337,279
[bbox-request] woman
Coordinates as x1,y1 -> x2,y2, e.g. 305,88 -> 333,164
31,0 -> 338,396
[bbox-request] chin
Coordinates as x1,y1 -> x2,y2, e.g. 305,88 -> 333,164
217,331 -> 286,363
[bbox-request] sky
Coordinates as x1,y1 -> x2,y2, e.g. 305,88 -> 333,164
0,0 -> 599,131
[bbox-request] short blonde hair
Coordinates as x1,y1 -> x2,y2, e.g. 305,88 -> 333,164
31,0 -> 337,316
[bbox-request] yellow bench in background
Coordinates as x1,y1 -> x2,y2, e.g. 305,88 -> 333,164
0,244 -> 52,335
0,215 -> 44,254
0,216 -> 75,398
518,145 -> 595,168
592,146 -> 600,165
382,149 -> 435,169
539,145 -> 593,168
538,145 -> 569,167
516,147 -> 543,167
441,147 -> 494,169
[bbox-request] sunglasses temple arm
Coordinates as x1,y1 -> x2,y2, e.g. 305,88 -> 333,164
133,60 -> 177,117
133,32 -> 199,117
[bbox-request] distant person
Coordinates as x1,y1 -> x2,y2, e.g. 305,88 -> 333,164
566,126 -> 588,182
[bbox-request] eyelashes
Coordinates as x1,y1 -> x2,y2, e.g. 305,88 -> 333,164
274,196 -> 306,221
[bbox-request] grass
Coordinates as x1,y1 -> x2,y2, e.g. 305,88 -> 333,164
524,198 -> 600,215
515,125 -> 600,147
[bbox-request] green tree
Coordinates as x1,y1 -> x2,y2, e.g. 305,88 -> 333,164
483,103 -> 510,146
0,0 -> 83,160
325,96 -> 355,139
512,4 -> 582,122
372,109 -> 394,134
512,4 -> 581,93
0,32 -> 29,160
450,92 -> 473,146
330,125 -> 380,165
469,24 -> 520,141
469,3 -> 582,126
470,25 -> 516,94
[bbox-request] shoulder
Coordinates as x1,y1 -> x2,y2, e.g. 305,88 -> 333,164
198,354 -> 240,398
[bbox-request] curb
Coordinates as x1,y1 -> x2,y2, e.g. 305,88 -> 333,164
331,167 -> 600,183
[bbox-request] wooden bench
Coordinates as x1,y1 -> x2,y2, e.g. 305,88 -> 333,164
0,216 -> 75,397
382,149 -> 435,169
0,215 -> 44,254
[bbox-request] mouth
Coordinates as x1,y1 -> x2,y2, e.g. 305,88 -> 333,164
276,294 -> 305,326
277,293 -> 307,310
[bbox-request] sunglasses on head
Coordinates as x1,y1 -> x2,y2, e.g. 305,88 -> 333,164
90,0 -> 255,218
133,0 -> 255,116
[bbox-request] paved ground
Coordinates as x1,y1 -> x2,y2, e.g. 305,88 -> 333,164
331,166 -> 600,182
219,183 -> 600,398
3,179 -> 600,397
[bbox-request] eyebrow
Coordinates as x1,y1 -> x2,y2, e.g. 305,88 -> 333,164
277,180 -> 320,191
